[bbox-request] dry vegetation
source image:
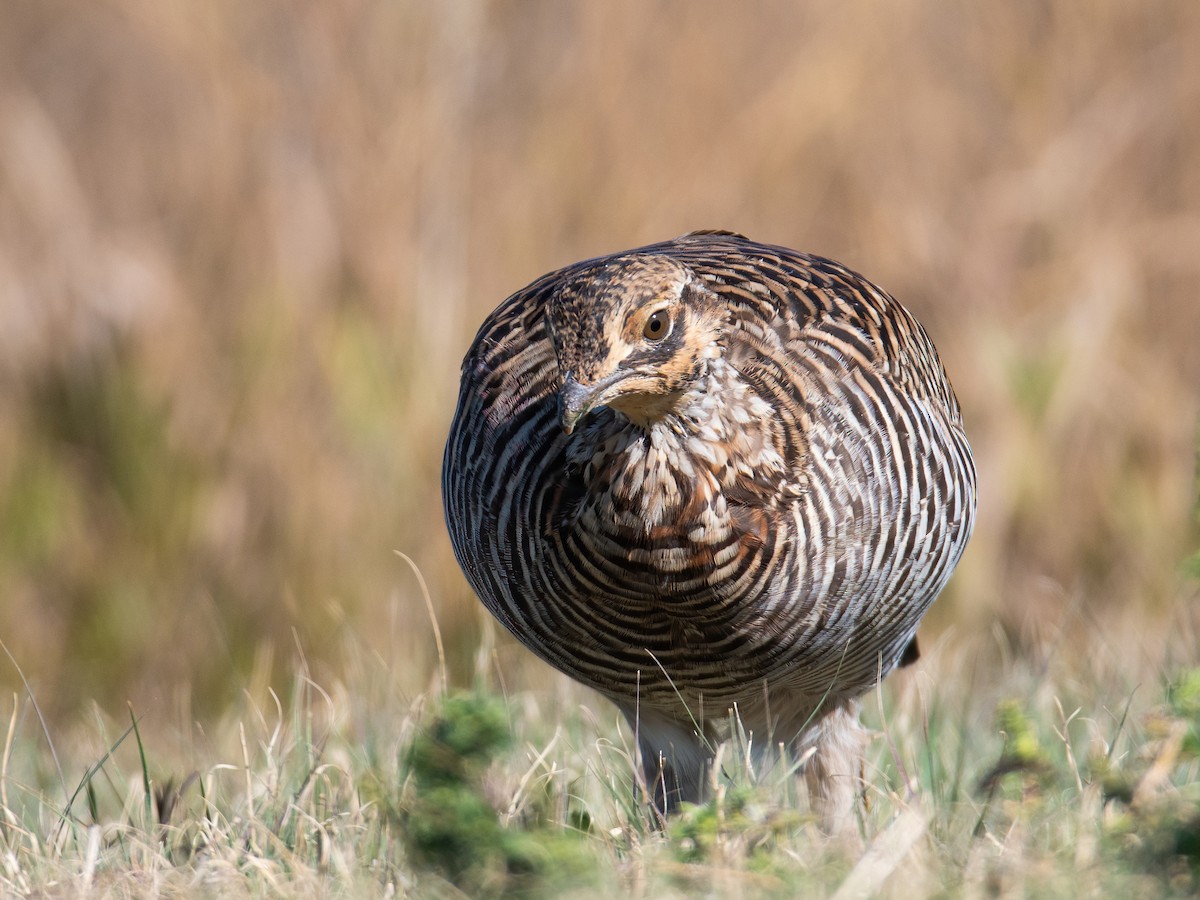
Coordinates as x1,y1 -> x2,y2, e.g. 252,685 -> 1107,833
0,0 -> 1198,895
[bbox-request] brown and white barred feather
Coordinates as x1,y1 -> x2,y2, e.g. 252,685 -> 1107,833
443,232 -> 976,832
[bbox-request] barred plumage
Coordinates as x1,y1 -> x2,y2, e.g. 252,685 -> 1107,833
443,231 -> 976,831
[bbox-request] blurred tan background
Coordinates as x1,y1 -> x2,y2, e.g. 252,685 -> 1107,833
1,1 -> 1197,727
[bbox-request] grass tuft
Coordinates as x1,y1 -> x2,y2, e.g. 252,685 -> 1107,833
0,610 -> 1198,897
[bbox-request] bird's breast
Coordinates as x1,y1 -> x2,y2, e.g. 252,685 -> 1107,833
553,415 -> 773,606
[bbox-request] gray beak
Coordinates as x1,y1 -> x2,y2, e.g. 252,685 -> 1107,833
559,375 -> 594,435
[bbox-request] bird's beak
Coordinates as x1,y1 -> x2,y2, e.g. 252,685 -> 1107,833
559,374 -> 596,435
560,370 -> 643,435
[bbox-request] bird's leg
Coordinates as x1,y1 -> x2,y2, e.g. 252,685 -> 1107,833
803,700 -> 869,840
623,708 -> 711,817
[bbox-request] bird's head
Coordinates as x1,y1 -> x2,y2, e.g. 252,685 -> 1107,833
545,255 -> 724,435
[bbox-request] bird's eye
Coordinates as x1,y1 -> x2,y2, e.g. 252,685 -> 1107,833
643,310 -> 669,341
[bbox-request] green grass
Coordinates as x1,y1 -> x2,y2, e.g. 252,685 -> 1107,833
2,618 -> 1198,898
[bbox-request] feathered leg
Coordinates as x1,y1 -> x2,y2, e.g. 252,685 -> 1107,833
622,707 -> 711,814
803,701 -> 869,838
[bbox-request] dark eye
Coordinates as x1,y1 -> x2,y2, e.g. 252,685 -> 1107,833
643,310 -> 669,341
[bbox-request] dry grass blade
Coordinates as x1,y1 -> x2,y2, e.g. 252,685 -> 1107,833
396,550 -> 447,697
831,806 -> 930,900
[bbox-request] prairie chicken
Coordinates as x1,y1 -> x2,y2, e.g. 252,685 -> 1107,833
443,232 -> 976,832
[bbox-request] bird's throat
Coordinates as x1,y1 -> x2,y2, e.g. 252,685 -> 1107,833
604,389 -> 684,430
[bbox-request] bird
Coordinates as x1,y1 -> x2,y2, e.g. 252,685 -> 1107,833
442,231 -> 976,834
